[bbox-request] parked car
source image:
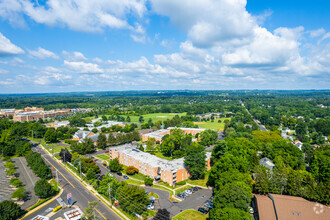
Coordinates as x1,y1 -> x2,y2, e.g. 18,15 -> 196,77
177,194 -> 184,198
147,204 -> 154,210
191,187 -> 198,191
105,151 -> 109,153
205,201 -> 214,209
150,200 -> 155,204
182,192 -> 189,197
117,172 -> 122,176
185,189 -> 192,195
93,159 -> 98,162
102,163 -> 107,167
198,207 -> 208,214
149,196 -> 156,201
90,156 -> 95,159
211,196 -> 214,200
123,175 -> 129,179
249,207 -> 254,214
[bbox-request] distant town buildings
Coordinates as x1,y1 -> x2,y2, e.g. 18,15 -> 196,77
109,144 -> 211,186
142,127 -> 206,142
0,107 -> 92,122
253,194 -> 329,220
195,112 -> 233,119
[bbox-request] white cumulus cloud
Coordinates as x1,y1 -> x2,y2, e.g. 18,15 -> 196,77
64,60 -> 104,74
0,32 -> 24,56
28,47 -> 59,59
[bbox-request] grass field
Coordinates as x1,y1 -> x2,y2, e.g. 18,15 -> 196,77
172,209 -> 208,220
118,113 -> 186,123
153,152 -> 173,161
187,171 -> 210,188
125,179 -> 144,186
193,117 -> 231,131
95,154 -> 110,161
48,146 -> 70,153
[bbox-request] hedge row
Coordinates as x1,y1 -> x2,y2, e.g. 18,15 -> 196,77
26,153 -> 52,179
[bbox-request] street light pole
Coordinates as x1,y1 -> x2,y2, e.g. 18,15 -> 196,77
108,183 -> 112,208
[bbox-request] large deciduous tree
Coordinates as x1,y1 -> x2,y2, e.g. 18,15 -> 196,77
97,133 -> 107,149
34,179 -> 55,199
184,143 -> 206,179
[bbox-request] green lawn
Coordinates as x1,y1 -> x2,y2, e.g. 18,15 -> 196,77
193,117 -> 231,131
118,113 -> 186,123
172,209 -> 208,220
148,192 -> 159,199
153,152 -> 174,161
48,146 -> 70,154
125,179 -> 144,186
95,154 -> 110,161
187,171 -> 210,188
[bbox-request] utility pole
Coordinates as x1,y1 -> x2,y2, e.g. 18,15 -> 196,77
79,161 -> 82,177
56,169 -> 59,191
108,183 -> 112,208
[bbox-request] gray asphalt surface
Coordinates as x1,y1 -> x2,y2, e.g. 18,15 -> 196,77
12,157 -> 39,209
28,145 -> 122,220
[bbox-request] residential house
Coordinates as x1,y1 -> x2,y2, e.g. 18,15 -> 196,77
259,157 -> 275,171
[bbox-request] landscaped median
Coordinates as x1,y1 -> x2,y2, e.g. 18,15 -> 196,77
172,209 -> 208,220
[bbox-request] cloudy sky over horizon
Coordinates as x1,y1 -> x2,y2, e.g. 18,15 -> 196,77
0,0 -> 329,93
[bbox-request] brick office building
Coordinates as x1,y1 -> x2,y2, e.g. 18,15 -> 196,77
109,144 -> 211,186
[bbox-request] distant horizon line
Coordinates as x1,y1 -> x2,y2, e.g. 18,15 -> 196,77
0,89 -> 329,96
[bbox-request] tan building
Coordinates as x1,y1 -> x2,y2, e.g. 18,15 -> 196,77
142,127 -> 206,142
24,107 -> 44,112
109,144 -> 211,186
254,194 -> 329,220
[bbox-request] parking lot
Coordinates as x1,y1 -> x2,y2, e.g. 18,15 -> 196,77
174,186 -> 213,216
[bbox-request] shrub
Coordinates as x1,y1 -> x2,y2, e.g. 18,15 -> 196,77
53,205 -> 62,212
144,177 -> 153,186
11,187 -> 26,200
176,180 -> 187,186
126,166 -> 139,175
4,162 -> 15,169
6,168 -> 16,176
10,178 -> 23,187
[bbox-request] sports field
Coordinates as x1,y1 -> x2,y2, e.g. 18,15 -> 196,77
193,117 -> 231,131
119,112 -> 186,123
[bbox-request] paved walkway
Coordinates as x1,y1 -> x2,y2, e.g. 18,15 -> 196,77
0,160 -> 14,202
12,157 -> 39,209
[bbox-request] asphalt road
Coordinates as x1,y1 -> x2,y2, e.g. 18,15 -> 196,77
28,145 -> 122,220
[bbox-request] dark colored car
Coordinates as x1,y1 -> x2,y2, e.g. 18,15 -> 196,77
198,208 -> 208,214
191,187 -> 198,191
177,193 -> 184,198
205,201 -> 214,209
102,163 -> 107,167
150,200 -> 155,204
123,175 -> 129,179
90,156 -> 95,159
117,172 -> 122,176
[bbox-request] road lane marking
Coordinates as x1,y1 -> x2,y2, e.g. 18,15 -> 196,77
95,208 -> 107,220
41,155 -> 76,189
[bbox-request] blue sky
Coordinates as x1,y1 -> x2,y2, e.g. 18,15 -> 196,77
0,0 -> 329,93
